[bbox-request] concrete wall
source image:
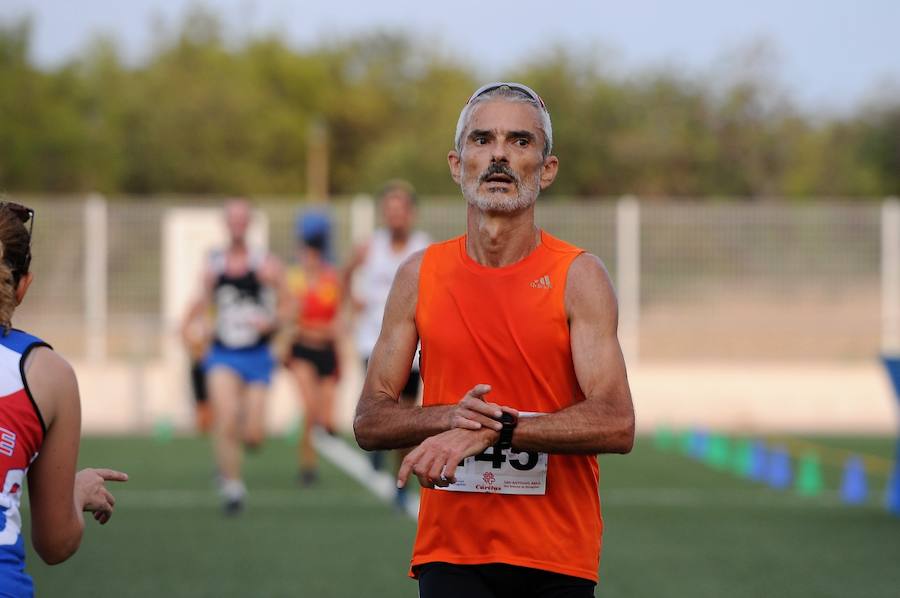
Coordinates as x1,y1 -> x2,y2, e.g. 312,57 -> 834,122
73,358 -> 898,436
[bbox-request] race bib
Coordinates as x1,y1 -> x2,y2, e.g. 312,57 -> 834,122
437,412 -> 548,496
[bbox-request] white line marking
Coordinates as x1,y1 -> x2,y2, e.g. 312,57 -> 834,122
313,431 -> 420,519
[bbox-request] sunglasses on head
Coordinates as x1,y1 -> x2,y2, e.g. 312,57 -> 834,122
466,82 -> 546,109
0,202 -> 34,239
0,201 -> 34,280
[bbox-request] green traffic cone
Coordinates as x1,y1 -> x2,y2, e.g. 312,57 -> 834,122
795,452 -> 824,497
283,417 -> 300,444
706,434 -> 731,470
654,426 -> 675,451
153,418 -> 174,443
731,438 -> 753,477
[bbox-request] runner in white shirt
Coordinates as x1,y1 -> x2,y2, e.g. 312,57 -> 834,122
345,180 -> 430,507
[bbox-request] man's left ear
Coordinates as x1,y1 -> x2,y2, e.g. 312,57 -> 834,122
15,272 -> 33,306
539,155 -> 559,190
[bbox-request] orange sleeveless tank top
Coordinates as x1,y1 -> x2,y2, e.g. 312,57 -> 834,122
412,231 -> 602,582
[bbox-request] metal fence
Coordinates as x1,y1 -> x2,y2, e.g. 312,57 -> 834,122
12,195 -> 892,364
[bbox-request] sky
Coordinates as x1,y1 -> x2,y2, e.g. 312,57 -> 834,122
3,0 -> 899,113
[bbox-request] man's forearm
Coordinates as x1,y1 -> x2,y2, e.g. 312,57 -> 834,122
354,395 -> 453,450
511,400 -> 634,455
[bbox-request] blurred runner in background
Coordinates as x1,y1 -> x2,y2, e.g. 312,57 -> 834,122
184,198 -> 288,515
180,299 -> 213,434
285,210 -> 341,486
345,181 -> 430,508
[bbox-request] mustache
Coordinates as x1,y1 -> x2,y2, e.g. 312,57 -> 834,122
478,163 -> 519,184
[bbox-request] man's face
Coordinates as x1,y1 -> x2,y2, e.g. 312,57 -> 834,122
448,100 -> 558,213
382,192 -> 414,236
225,200 -> 251,243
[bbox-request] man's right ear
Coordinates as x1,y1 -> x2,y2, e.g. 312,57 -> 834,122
447,150 -> 461,185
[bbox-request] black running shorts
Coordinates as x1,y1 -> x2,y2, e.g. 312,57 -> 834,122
417,562 -> 596,598
291,342 -> 337,377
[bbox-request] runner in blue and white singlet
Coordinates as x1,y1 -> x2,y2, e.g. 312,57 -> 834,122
0,330 -> 48,596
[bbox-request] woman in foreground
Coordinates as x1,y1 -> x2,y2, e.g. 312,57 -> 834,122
0,201 -> 127,597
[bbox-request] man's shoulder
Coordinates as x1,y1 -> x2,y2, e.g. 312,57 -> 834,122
418,235 -> 461,268
426,235 -> 460,251
395,248 -> 428,282
540,230 -> 584,256
564,252 -> 616,319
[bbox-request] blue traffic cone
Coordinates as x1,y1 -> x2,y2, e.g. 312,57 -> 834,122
748,440 -> 768,482
766,446 -> 792,490
840,456 -> 868,505
688,429 -> 709,460
885,474 -> 898,513
885,451 -> 900,515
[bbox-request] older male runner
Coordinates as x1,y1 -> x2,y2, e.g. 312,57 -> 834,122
354,83 -> 635,597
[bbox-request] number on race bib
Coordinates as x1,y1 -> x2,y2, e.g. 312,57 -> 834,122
439,445 -> 548,495
508,450 -> 539,471
439,411 -> 549,495
474,446 -> 506,468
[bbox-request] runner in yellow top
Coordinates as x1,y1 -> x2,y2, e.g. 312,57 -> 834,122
286,211 -> 341,485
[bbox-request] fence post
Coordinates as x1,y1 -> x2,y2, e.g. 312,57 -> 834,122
350,194 -> 375,246
883,197 -> 900,355
84,193 -> 108,362
617,195 -> 640,365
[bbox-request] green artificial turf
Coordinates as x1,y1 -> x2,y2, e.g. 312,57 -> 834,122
23,435 -> 900,597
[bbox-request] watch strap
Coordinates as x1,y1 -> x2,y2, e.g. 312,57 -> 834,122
498,412 -> 516,451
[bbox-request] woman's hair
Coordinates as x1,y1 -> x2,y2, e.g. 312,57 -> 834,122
0,205 -> 32,333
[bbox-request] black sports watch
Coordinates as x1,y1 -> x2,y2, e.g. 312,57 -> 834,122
497,412 -> 517,451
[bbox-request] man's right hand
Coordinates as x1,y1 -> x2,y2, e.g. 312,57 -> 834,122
447,384 -> 518,432
397,427 -> 498,489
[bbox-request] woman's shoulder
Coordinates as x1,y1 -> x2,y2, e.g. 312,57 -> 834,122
24,346 -> 78,428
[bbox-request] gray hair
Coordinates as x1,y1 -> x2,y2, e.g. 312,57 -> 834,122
454,85 -> 554,158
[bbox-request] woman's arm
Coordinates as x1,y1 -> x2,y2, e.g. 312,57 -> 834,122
25,347 -> 127,565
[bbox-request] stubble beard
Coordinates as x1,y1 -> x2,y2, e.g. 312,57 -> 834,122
461,166 -> 541,213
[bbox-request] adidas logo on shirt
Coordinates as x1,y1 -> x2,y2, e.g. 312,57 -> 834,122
530,275 -> 552,289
